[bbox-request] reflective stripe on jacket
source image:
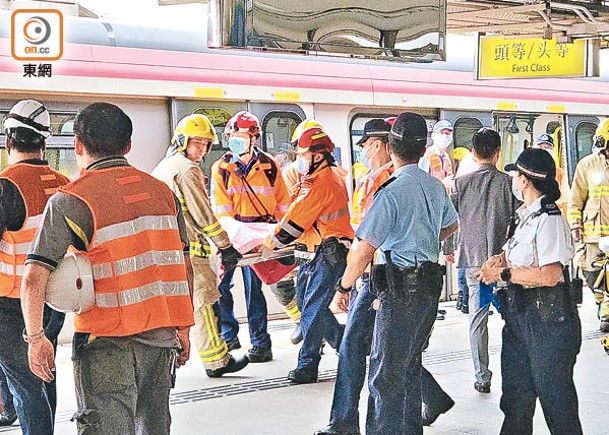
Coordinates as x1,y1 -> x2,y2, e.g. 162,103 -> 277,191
210,150 -> 290,222
152,153 -> 230,258
351,162 -> 393,227
569,153 -> 609,242
0,164 -> 70,298
61,166 -> 194,336
270,163 -> 354,251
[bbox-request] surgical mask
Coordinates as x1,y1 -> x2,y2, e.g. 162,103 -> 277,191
360,142 -> 379,169
512,176 -> 523,201
296,156 -> 310,174
228,137 -> 248,155
433,133 -> 452,150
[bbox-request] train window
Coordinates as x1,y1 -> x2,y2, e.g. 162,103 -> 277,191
546,121 -> 561,135
575,122 -> 597,161
262,111 -> 302,169
453,118 -> 483,150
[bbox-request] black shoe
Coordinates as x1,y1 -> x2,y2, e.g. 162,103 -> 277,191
314,427 -> 360,435
422,397 -> 455,426
206,355 -> 250,378
247,346 -> 272,363
461,305 -> 469,314
226,337 -> 241,351
474,381 -> 491,393
290,323 -> 303,345
438,309 -> 447,315
288,366 -> 318,384
600,321 -> 609,333
456,295 -> 463,310
0,411 -> 17,427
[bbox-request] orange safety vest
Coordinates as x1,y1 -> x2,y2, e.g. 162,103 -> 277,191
271,164 -> 354,251
424,147 -> 453,181
211,150 -> 290,222
351,162 -> 393,226
61,166 -> 194,336
0,164 -> 70,298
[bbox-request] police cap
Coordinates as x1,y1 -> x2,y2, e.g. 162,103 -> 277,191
356,119 -> 391,145
504,147 -> 556,181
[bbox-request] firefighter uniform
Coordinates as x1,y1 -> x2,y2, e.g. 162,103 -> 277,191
568,151 -> 609,329
265,127 -> 354,383
152,151 -> 235,370
211,148 -> 290,356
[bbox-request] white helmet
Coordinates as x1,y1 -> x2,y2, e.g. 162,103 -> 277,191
46,252 -> 95,314
3,100 -> 51,138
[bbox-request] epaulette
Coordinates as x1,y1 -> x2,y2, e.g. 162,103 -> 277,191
372,176 -> 396,199
532,202 -> 561,218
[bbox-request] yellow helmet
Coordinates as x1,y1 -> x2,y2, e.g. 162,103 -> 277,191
453,147 -> 470,162
169,114 -> 218,156
291,119 -> 325,144
594,118 -> 609,150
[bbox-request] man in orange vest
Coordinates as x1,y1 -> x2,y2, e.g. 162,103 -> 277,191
21,103 -> 195,434
211,111 -> 291,362
152,114 -> 249,378
264,127 -> 354,383
419,120 -> 454,190
0,100 -> 70,435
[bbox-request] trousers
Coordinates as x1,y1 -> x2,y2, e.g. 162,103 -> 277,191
72,336 -> 174,435
465,267 -> 492,384
328,275 -> 452,433
499,287 -> 582,435
218,265 -> 271,349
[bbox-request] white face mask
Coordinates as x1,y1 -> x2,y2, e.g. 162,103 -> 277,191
228,137 -> 248,155
433,133 -> 452,150
296,156 -> 310,174
512,176 -> 523,201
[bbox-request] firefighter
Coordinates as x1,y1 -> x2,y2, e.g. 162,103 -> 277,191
569,118 -> 609,332
0,100 -> 70,434
210,111 -> 291,362
264,127 -> 354,384
152,114 -> 249,377
22,102 -> 194,433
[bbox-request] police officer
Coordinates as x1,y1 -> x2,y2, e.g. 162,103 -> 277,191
335,112 -> 459,435
478,148 -> 582,435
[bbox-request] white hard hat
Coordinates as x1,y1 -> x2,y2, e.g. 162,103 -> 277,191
600,237 -> 609,255
46,252 -> 95,314
3,100 -> 51,138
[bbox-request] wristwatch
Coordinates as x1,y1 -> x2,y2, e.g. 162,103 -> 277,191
500,267 -> 512,283
336,280 -> 351,294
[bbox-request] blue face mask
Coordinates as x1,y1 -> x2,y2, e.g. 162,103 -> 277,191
359,150 -> 370,169
512,176 -> 523,201
296,156 -> 310,174
228,137 -> 248,156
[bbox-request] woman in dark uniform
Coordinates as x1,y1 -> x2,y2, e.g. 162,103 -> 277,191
477,148 -> 582,435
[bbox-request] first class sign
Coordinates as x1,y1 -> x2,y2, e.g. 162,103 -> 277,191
476,35 -> 599,79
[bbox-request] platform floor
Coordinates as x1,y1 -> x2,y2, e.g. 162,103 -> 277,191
1,293 -> 607,435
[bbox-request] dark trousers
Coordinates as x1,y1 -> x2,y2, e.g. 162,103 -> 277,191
500,305 -> 583,435
218,266 -> 271,349
366,292 -> 440,435
329,276 -> 451,433
296,249 -> 345,370
0,299 -> 63,435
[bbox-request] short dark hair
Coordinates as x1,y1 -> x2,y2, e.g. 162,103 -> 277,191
74,103 -> 132,158
388,112 -> 428,162
5,127 -> 45,153
389,137 -> 426,162
472,127 -> 501,159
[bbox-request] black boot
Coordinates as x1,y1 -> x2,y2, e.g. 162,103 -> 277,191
247,346 -> 273,363
0,410 -> 17,427
288,366 -> 318,384
456,295 -> 463,310
206,355 -> 250,378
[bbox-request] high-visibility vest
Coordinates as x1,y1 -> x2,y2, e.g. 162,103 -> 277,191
61,166 -> 194,336
351,162 -> 393,227
211,150 -> 290,222
0,164 -> 70,298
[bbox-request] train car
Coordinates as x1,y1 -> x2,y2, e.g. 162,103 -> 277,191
0,11 -> 607,321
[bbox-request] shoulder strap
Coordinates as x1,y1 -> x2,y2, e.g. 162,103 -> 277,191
257,151 -> 278,187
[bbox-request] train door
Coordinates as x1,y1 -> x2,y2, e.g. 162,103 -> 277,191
442,110 -> 492,176
565,116 -> 598,182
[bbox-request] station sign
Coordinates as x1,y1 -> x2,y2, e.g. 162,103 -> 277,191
476,35 -> 599,79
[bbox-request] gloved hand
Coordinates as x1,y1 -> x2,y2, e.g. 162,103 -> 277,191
219,245 -> 242,269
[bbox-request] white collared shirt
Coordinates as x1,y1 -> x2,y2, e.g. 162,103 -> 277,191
504,196 -> 574,268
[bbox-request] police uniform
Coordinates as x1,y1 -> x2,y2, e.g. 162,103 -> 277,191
498,150 -> 582,435
357,153 -> 458,434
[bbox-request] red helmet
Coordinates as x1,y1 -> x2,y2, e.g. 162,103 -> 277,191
384,116 -> 397,127
298,127 -> 335,153
224,111 -> 261,138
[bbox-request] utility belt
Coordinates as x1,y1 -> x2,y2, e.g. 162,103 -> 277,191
371,250 -> 445,305
294,237 -> 351,266
496,278 -> 577,321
